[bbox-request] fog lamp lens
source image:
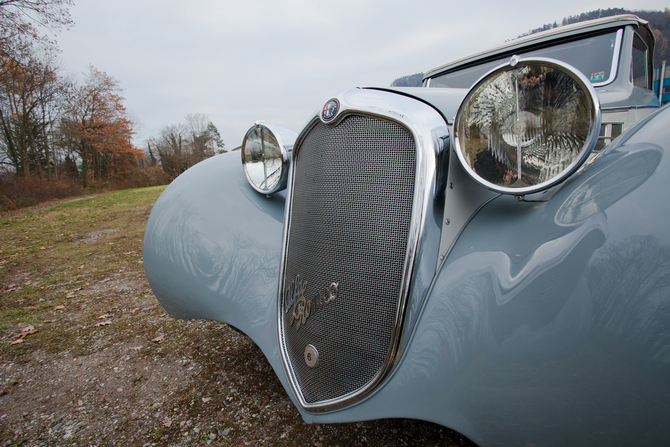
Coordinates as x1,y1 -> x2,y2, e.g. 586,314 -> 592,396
454,58 -> 600,194
241,124 -> 287,194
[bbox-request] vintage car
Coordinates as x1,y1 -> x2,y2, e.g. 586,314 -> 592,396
143,14 -> 669,446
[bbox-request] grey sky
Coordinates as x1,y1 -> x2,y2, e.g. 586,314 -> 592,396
57,0 -> 667,149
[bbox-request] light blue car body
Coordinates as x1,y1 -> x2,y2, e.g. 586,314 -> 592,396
144,15 -> 670,447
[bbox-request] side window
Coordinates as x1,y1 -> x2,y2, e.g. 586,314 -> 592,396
632,33 -> 649,89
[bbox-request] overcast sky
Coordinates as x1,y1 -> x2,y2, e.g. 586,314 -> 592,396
57,0 -> 668,149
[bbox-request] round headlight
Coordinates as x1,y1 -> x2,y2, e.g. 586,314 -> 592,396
241,123 -> 296,194
453,57 -> 601,195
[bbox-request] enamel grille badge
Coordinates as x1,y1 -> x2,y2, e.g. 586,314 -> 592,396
321,99 -> 339,121
284,274 -> 338,332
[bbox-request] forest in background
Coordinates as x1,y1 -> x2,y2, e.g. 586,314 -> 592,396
2,4 -> 668,212
0,0 -> 226,212
391,8 -> 670,88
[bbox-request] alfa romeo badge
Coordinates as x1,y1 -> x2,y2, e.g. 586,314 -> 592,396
322,99 -> 339,121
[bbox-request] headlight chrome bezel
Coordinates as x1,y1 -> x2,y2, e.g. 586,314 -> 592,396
453,56 -> 602,195
241,122 -> 297,195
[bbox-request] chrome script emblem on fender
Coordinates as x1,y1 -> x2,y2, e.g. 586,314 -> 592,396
285,275 -> 309,331
316,282 -> 338,309
289,291 -> 310,331
285,275 -> 339,332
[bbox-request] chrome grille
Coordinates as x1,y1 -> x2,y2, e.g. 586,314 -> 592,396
280,114 -> 416,405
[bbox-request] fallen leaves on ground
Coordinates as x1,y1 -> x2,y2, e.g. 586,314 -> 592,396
151,334 -> 164,343
94,320 -> 111,327
11,327 -> 38,344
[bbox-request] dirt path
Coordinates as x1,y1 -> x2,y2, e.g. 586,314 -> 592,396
0,187 -> 475,447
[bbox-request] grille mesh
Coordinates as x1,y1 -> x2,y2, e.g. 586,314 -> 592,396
281,115 -> 416,404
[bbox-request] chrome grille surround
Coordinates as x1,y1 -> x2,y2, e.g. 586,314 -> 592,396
278,88 -> 449,412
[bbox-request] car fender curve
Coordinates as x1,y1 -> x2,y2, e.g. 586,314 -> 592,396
316,107 -> 670,447
310,107 -> 670,447
143,152 -> 286,371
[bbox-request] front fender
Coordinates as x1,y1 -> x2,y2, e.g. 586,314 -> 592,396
144,107 -> 670,446
308,107 -> 670,447
143,152 -> 287,381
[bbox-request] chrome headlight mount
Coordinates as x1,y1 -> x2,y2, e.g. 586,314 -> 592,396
453,56 -> 602,195
241,123 -> 297,195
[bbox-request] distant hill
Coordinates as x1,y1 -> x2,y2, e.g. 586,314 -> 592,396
392,8 -> 670,86
391,73 -> 424,87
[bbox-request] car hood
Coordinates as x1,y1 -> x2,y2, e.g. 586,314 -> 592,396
363,87 -> 469,124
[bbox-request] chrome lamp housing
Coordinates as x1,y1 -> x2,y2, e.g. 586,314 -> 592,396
453,57 -> 602,195
241,123 -> 297,194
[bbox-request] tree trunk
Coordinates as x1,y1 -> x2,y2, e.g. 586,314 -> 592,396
0,110 -> 21,176
81,143 -> 88,188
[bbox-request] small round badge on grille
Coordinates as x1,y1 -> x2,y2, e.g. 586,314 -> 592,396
304,344 -> 319,368
321,99 -> 339,122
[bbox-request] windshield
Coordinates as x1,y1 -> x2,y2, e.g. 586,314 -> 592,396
429,30 -> 621,89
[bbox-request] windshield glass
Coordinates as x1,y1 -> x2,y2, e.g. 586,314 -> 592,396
429,30 -> 620,89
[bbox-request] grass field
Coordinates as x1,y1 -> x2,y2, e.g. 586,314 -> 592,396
0,186 -> 474,446
0,187 -> 165,356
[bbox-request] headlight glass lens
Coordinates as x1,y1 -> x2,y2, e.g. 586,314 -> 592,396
455,59 -> 599,194
242,125 -> 285,193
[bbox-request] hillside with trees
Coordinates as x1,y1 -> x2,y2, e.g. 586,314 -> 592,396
391,73 -> 424,87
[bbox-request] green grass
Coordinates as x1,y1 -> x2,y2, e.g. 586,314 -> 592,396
0,185 -> 167,356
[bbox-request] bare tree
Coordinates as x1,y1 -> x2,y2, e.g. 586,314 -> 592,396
147,124 -> 188,180
0,0 -> 73,178
0,46 -> 66,178
0,0 -> 73,48
148,114 -> 225,180
185,112 -> 211,159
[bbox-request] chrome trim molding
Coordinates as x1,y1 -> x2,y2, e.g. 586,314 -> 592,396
277,88 -> 449,412
593,28 -> 623,87
437,145 -> 500,270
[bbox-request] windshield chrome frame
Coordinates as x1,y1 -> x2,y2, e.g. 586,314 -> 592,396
426,28 -> 623,90
593,28 -> 623,87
